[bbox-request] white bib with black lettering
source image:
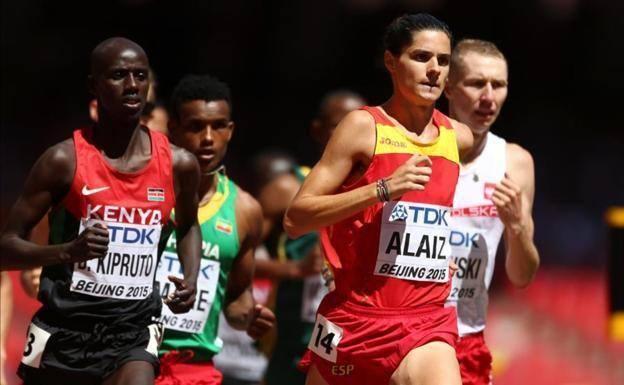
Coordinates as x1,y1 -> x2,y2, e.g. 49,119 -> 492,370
71,218 -> 161,300
155,251 -> 220,333
375,201 -> 451,283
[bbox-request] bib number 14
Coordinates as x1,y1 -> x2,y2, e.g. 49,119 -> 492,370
308,314 -> 343,363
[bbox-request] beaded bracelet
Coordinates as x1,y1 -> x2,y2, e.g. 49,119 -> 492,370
376,178 -> 390,202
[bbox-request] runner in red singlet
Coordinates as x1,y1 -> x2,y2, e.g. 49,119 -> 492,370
286,14 -> 473,385
0,38 -> 202,385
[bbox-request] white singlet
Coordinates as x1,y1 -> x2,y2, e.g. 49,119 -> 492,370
446,132 -> 506,336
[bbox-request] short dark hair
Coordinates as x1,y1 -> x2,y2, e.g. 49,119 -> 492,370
169,74 -> 231,119
384,13 -> 452,56
316,89 -> 366,119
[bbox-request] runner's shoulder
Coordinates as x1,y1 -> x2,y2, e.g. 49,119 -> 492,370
235,187 -> 263,225
170,143 -> 200,173
234,185 -> 263,243
328,109 -> 376,157
37,139 -> 76,183
448,118 -> 473,153
336,109 -> 376,136
505,142 -> 533,170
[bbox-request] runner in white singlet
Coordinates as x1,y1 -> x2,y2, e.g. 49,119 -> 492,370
444,39 -> 540,385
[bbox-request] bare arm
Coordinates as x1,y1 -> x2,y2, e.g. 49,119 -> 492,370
0,141 -> 109,270
495,143 -> 540,288
255,174 -> 322,280
450,118 -> 474,160
284,111 -> 379,238
285,110 -> 436,238
165,146 -> 202,313
223,190 -> 260,329
224,190 -> 275,337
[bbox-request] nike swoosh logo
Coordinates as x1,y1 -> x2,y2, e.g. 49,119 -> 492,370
82,185 -> 110,196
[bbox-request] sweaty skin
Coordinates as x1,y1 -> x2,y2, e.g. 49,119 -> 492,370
0,38 -> 202,315
445,50 -> 539,287
288,28 -> 468,385
285,35 -> 472,237
169,97 -> 275,337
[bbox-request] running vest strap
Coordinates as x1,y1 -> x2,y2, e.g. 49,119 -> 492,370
39,127 -> 175,327
158,172 -> 240,361
321,106 -> 460,308
446,132 -> 506,336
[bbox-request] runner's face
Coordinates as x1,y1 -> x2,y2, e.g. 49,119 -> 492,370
171,100 -> 233,174
446,52 -> 508,134
92,48 -> 150,121
386,30 -> 451,104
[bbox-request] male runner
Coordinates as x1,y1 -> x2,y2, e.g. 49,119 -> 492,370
444,39 -> 540,384
0,38 -> 202,385
154,74 -> 275,385
286,14 -> 473,385
260,91 -> 365,385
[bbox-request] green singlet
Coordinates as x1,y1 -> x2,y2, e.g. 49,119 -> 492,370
156,173 -> 240,362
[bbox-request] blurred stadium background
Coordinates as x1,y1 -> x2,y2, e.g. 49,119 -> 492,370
1,0 -> 623,384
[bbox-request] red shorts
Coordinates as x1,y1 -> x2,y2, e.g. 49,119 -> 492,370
298,293 -> 458,385
456,332 -> 492,385
156,350 -> 223,385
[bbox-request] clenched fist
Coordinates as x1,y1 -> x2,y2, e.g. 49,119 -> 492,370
386,154 -> 433,199
65,222 -> 109,262
491,174 -> 526,233
247,304 -> 276,339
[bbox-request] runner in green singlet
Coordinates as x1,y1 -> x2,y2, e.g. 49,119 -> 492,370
154,74 -> 275,385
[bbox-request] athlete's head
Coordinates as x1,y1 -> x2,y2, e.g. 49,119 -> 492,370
168,74 -> 234,174
310,90 -> 366,148
445,39 -> 508,136
383,14 -> 452,106
89,37 -> 150,122
248,150 -> 297,196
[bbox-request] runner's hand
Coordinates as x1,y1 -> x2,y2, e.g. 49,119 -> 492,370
386,154 -> 433,199
247,304 -> 275,339
449,260 -> 459,278
164,275 -> 197,314
65,222 -> 109,262
491,174 -> 526,233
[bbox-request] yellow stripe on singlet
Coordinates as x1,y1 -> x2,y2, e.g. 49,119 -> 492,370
609,311 -> 624,341
375,123 -> 460,164
197,177 -> 230,224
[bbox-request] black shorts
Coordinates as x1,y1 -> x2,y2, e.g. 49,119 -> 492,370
18,310 -> 163,385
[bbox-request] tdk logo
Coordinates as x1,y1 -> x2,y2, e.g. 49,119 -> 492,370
390,204 -> 449,226
449,231 -> 480,248
108,225 -> 156,245
390,204 -> 408,222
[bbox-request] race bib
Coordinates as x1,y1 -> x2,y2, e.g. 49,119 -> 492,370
301,274 -> 328,323
71,218 -> 161,300
145,323 -> 164,357
375,202 -> 451,283
308,314 -> 343,363
155,251 -> 220,333
21,323 -> 51,368
448,227 -> 488,302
